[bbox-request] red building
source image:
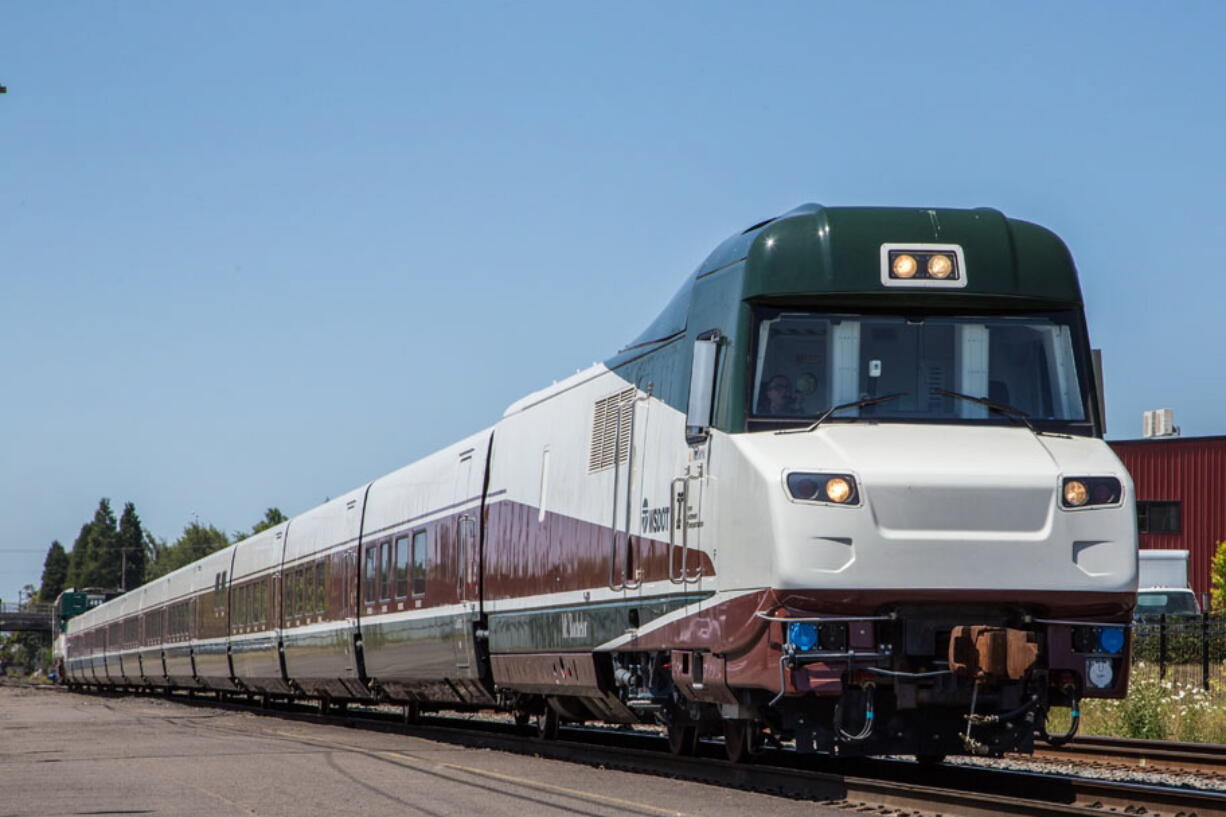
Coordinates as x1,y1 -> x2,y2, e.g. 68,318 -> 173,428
1109,435 -> 1226,605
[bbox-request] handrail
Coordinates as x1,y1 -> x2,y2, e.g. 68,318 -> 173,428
1030,617 -> 1129,629
668,475 -> 703,584
609,394 -> 627,591
756,612 -> 895,624
609,389 -> 651,591
0,602 -> 54,615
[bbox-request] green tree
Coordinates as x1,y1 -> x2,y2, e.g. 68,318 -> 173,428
145,522 -> 230,581
117,502 -> 148,591
64,522 -> 94,588
67,499 -> 121,589
233,507 -> 287,542
36,541 -> 69,602
1210,540 -> 1226,612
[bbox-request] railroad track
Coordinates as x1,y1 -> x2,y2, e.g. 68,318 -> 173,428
1037,734 -> 1226,776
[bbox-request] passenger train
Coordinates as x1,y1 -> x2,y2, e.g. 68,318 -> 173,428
57,204 -> 1137,762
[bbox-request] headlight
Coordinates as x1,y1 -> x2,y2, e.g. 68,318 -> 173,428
891,253 -> 918,278
885,247 -> 961,282
825,477 -> 852,503
1061,477 -> 1122,509
927,253 -> 954,278
786,472 -> 860,505
1064,480 -> 1088,507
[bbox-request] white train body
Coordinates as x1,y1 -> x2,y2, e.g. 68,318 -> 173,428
59,204 -> 1136,759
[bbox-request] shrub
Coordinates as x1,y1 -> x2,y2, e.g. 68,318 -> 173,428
1119,677 -> 1168,739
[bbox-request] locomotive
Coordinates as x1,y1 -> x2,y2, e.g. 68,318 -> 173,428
58,204 -> 1137,763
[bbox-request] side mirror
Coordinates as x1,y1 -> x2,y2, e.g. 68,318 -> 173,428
1091,348 -> 1107,436
686,330 -> 722,445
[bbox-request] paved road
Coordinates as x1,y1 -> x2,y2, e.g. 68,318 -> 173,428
0,687 -> 848,817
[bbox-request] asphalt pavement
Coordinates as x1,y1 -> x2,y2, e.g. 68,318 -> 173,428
0,687 -> 849,817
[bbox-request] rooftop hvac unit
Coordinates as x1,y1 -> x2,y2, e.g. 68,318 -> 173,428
1142,408 -> 1179,438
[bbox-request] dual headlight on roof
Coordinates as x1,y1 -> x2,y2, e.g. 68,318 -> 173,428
889,250 -> 958,280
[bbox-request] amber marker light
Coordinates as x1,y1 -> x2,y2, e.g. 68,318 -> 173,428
1063,480 -> 1089,507
927,253 -> 953,279
891,253 -> 918,278
825,477 -> 853,504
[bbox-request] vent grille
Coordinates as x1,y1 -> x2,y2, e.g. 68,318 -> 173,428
588,387 -> 636,473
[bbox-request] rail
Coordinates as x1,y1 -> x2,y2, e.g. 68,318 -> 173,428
1037,733 -> 1226,774
0,601 -> 54,615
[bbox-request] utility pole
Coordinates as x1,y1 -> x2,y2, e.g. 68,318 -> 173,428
118,546 -> 143,591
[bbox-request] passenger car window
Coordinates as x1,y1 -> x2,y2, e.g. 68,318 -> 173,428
395,536 -> 409,598
412,530 -> 427,597
379,540 -> 392,601
315,562 -> 326,614
364,546 -> 377,604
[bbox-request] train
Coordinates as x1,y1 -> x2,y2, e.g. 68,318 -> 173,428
56,203 -> 1137,763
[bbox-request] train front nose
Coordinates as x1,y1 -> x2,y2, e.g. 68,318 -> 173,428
832,422 -> 1056,538
769,426 -> 1050,586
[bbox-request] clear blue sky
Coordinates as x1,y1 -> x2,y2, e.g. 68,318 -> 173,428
3,2 -> 1224,603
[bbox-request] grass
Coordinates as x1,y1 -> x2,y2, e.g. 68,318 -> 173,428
1049,661 -> 1226,743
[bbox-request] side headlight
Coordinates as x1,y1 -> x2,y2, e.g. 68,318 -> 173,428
1061,477 -> 1121,509
786,472 -> 860,505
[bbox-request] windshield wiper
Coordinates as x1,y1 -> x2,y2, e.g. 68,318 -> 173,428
933,388 -> 1037,432
779,392 -> 908,435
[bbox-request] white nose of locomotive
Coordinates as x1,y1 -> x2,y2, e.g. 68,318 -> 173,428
731,424 -> 1136,594
829,424 -> 1056,540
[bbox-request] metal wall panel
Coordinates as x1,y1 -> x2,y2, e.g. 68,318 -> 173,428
1110,436 -> 1226,603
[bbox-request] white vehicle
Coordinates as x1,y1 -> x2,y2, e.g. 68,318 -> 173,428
1136,549 -> 1200,618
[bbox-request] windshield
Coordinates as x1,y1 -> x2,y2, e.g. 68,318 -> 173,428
750,309 -> 1091,430
1135,591 -> 1200,617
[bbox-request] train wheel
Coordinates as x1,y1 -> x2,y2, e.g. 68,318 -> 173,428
722,720 -> 760,763
403,702 -> 419,725
535,707 -> 559,741
513,710 -> 531,730
666,720 -> 697,756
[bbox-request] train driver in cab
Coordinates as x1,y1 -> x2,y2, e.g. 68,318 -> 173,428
758,374 -> 800,415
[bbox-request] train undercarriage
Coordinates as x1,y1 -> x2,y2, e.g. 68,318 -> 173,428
494,601 -> 1116,763
64,597 -> 1124,766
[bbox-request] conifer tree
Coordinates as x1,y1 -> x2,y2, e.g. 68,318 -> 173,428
117,502 -> 148,590
66,499 -> 120,589
37,541 -> 69,602
66,522 -> 94,588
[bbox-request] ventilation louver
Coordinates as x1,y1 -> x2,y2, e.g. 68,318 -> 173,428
588,387 -> 636,473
